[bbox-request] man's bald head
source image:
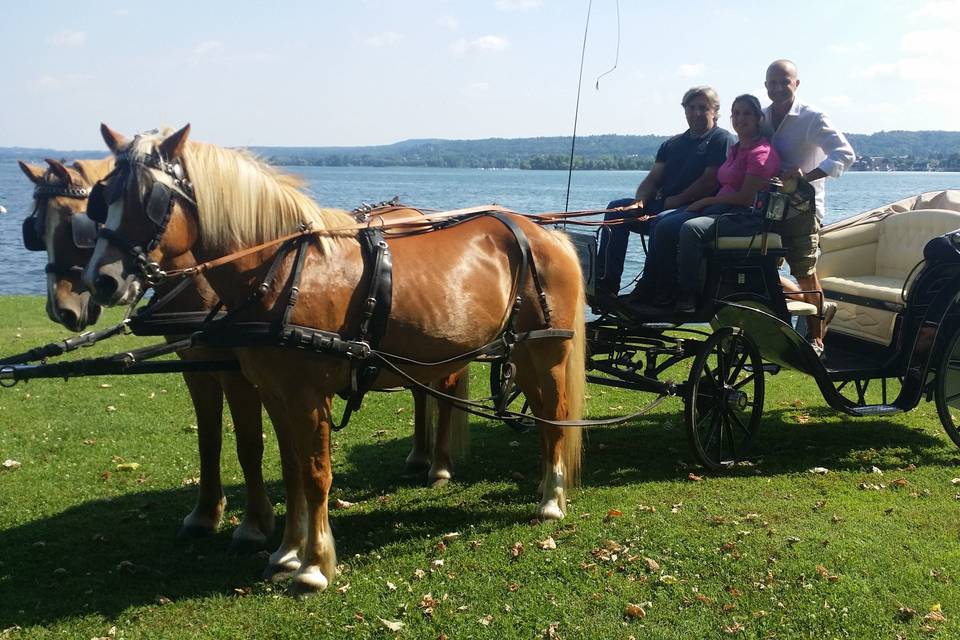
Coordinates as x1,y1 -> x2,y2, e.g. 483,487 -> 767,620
765,59 -> 800,110
767,59 -> 798,79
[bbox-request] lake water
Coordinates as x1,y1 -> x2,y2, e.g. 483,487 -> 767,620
1,161 -> 959,294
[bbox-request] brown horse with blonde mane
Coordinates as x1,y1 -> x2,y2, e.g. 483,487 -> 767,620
84,124 -> 585,594
19,156 -> 469,553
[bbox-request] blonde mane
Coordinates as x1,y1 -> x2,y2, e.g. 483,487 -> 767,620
72,157 -> 115,186
126,132 -> 356,254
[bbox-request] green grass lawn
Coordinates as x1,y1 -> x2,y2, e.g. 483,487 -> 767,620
1,295 -> 959,639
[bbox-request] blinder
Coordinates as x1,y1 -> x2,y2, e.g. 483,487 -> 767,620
87,181 -> 108,224
71,213 -> 99,249
22,209 -> 45,252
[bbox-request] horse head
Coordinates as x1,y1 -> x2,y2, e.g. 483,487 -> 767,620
17,157 -> 110,330
84,124 -> 198,307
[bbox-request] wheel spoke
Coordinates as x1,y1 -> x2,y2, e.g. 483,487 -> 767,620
733,372 -> 758,390
700,407 -> 721,447
726,348 -> 748,386
724,413 -> 738,462
729,409 -> 751,438
945,391 -> 960,404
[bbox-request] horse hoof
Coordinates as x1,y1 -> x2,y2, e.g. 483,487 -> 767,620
176,524 -> 213,542
537,503 -> 565,521
429,477 -> 450,489
229,537 -> 267,556
288,567 -> 329,595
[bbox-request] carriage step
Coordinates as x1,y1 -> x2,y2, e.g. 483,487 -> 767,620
847,404 -> 903,417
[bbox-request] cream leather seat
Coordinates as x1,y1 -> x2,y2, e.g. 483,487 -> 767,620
818,190 -> 960,346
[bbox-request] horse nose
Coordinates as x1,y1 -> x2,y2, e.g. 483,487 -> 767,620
92,274 -> 120,304
58,308 -> 82,332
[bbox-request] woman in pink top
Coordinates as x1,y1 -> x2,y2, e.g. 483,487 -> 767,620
652,94 -> 780,311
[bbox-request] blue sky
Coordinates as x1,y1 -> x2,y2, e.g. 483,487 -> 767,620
1,0 -> 957,149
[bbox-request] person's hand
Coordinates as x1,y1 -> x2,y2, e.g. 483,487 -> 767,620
780,167 -> 804,182
615,200 -> 643,212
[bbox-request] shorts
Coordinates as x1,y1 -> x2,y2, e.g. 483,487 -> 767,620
776,212 -> 820,278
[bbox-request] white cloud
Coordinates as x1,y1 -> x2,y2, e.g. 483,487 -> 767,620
361,31 -> 403,47
900,28 -> 960,58
436,15 -> 460,31
910,0 -> 960,22
451,35 -> 509,55
495,0 -> 542,10
45,30 -> 86,47
194,40 -> 225,56
853,62 -> 899,79
677,63 -> 705,78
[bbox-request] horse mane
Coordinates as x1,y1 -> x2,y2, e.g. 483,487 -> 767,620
72,157 -> 115,186
126,132 -> 356,254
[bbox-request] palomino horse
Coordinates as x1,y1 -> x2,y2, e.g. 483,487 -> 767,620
84,124 -> 585,594
18,157 -> 275,550
19,158 -> 469,546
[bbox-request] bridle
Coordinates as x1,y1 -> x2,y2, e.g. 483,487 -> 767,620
88,139 -> 196,286
22,179 -> 100,276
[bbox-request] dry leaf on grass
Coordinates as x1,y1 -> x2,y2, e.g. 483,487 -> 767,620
332,499 -> 355,509
116,462 -> 140,472
643,557 -> 660,573
538,537 -> 557,550
379,618 -> 404,632
809,467 -> 829,475
478,615 -> 494,626
623,603 -> 646,619
895,606 -> 917,622
510,542 -> 524,558
688,473 -> 703,482
1,460 -> 21,471
723,622 -> 744,634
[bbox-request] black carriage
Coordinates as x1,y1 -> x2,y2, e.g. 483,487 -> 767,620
561,189 -> 960,470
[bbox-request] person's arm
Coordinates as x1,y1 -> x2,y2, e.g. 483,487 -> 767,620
687,174 -> 769,211
808,111 -> 855,180
634,162 -> 666,204
661,166 -> 720,210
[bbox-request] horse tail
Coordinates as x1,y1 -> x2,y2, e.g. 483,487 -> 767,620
555,232 -> 586,490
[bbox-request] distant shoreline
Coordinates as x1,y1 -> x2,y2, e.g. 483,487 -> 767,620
4,129 -> 959,172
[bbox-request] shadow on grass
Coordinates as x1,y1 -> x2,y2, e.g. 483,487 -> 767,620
3,404 -> 956,628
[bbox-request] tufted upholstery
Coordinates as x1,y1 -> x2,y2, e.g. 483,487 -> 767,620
818,191 -> 960,345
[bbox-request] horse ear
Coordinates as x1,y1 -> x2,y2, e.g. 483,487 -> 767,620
44,158 -> 73,185
100,123 -> 129,153
17,161 -> 45,185
159,124 -> 191,160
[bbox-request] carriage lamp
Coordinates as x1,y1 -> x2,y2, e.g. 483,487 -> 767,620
754,177 -> 788,222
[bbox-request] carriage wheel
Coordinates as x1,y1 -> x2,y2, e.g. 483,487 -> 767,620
933,327 -> 960,448
685,327 -> 765,471
489,360 -> 537,433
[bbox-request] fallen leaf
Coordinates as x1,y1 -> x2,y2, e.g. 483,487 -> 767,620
723,622 -> 744,634
794,413 -> 810,424
413,569 -> 426,580
924,610 -> 946,623
688,473 -> 703,482
116,462 -> 140,472
658,574 -> 678,585
638,504 -> 656,513
951,478 -> 960,486
337,583 -> 351,594
623,603 -> 646,619
538,537 -> 557,550
442,532 -> 460,542
605,508 -> 623,520
333,498 -> 354,509
430,559 -> 444,571
154,595 -> 172,605
378,618 -> 404,632
890,478 -> 909,488
809,467 -> 829,475
479,614 -> 494,626
643,557 -> 660,573
896,606 -> 917,622
510,542 -> 524,558
106,405 -> 117,412
386,581 -> 397,591
1,460 -> 21,471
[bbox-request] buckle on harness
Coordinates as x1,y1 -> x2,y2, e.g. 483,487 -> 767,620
136,254 -> 167,285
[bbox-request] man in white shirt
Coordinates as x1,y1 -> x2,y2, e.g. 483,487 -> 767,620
764,59 -> 855,355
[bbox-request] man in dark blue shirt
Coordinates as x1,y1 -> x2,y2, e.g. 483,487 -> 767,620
596,86 -> 733,297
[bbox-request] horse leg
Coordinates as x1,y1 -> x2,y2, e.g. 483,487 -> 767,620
514,340 -> 583,521
178,372 -> 226,540
289,394 -> 337,595
403,387 -> 432,476
220,373 -> 275,554
260,395 -> 306,581
427,368 -> 470,488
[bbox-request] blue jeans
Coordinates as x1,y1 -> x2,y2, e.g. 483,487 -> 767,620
596,197 -> 665,293
650,206 -> 725,293
674,207 -> 759,292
